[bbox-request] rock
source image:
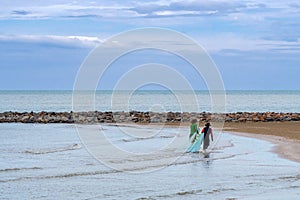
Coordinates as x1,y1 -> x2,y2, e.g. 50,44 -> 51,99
131,117 -> 139,122
225,117 -> 232,122
238,117 -> 247,122
252,117 -> 260,122
0,111 -> 298,124
150,117 -> 161,123
0,115 -> 5,122
265,117 -> 274,121
175,117 -> 182,122
21,115 -> 30,122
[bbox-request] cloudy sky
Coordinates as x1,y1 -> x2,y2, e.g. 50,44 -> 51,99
0,0 -> 299,90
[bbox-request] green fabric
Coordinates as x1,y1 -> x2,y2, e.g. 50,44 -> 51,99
189,123 -> 198,138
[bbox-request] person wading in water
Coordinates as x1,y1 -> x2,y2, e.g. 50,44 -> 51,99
201,122 -> 214,153
189,118 -> 198,143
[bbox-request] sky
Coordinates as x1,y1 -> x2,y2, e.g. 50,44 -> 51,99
0,0 -> 299,90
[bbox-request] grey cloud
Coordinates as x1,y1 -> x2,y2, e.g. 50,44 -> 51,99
130,1 -> 249,17
11,10 -> 31,15
0,0 -> 288,20
62,14 -> 102,19
264,20 -> 300,42
288,3 -> 300,8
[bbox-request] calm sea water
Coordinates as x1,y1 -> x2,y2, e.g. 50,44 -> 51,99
0,123 -> 300,199
1,90 -> 300,199
0,90 -> 299,113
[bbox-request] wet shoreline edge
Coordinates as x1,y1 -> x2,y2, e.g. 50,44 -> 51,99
227,131 -> 300,164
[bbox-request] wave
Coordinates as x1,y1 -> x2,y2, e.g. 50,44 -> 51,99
106,152 -> 241,173
1,150 -> 249,183
23,143 -> 81,154
0,153 -> 244,183
0,167 -> 42,173
122,135 -> 174,142
136,187 -> 236,199
122,137 -> 150,142
276,174 -> 300,182
212,140 -> 234,150
0,169 -> 119,183
0,153 -> 237,183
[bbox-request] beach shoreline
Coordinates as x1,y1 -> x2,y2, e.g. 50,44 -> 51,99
1,112 -> 299,163
121,121 -> 300,163
227,131 -> 300,164
223,121 -> 300,163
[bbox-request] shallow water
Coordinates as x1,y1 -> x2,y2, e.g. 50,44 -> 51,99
0,123 -> 299,199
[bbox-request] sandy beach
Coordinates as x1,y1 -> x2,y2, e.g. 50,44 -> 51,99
223,121 -> 300,163
137,121 -> 300,163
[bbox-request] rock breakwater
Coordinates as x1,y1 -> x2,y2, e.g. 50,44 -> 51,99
0,111 -> 299,124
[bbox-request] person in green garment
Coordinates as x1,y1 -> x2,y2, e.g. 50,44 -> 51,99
189,118 -> 198,143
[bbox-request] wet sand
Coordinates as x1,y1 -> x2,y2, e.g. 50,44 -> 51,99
223,121 -> 300,163
223,121 -> 300,140
134,121 -> 300,163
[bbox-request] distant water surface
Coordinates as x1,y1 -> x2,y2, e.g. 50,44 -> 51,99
0,90 -> 299,113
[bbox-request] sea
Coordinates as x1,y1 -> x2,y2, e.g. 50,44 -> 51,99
0,90 -> 300,113
1,90 -> 300,199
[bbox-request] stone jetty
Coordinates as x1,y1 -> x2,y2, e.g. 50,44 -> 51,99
0,111 -> 299,124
